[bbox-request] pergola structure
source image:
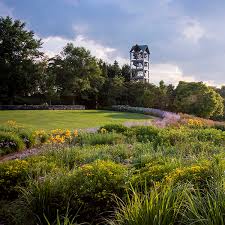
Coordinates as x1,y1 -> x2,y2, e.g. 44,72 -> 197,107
130,44 -> 150,83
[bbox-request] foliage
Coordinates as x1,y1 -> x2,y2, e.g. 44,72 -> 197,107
0,131 -> 25,155
44,209 -> 83,225
165,162 -> 213,188
0,121 -> 36,154
182,182 -> 225,225
3,122 -> 225,224
132,159 -> 178,187
0,159 -> 29,200
51,43 -> 105,106
131,126 -> 160,143
18,130 -> 35,148
0,16 -> 43,104
1,16 -> 225,119
99,124 -> 128,133
78,132 -> 125,146
108,185 -> 185,225
174,81 -> 224,118
19,160 -> 129,224
34,129 -> 49,143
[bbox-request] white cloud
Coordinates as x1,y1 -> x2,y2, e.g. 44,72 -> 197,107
150,64 -> 196,85
42,34 -> 128,65
182,19 -> 205,43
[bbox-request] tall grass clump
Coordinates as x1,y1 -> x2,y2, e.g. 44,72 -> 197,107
78,132 -> 125,146
44,209 -> 84,225
108,184 -> 186,225
182,182 -> 225,225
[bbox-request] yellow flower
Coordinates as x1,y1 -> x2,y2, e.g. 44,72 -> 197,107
187,118 -> 204,127
65,129 -> 71,136
73,129 -> 78,137
7,120 -> 17,126
100,128 -> 107,134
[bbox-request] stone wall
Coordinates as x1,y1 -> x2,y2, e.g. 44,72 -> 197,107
0,105 -> 85,110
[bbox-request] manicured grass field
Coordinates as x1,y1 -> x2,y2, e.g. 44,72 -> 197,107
0,110 -> 153,130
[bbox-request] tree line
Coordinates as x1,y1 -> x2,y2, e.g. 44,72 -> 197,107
0,16 -> 224,118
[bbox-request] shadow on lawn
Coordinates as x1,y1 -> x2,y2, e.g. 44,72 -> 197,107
106,113 -> 152,120
79,110 -> 152,120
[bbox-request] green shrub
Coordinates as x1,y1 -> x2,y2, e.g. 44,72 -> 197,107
132,159 -> 178,187
0,159 -> 29,200
20,160 -> 129,224
165,161 -> 214,188
213,123 -> 225,131
0,124 -> 15,132
99,124 -> 128,134
131,126 -> 160,143
26,155 -> 62,178
159,128 -> 192,146
78,132 -> 125,146
190,128 -> 225,145
0,131 -> 25,155
65,160 -> 129,221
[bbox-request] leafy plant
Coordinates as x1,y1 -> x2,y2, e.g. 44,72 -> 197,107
0,131 -> 25,155
78,132 -> 125,146
0,159 -> 29,200
99,124 -> 128,134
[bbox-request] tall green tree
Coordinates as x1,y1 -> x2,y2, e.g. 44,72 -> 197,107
174,81 -> 224,118
0,16 -> 43,103
107,60 -> 122,78
52,43 -> 105,106
121,64 -> 131,82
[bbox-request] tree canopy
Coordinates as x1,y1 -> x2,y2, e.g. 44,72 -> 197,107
0,16 -> 43,103
1,16 -> 225,119
174,81 -> 224,118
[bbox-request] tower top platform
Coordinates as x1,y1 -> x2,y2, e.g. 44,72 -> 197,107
130,44 -> 150,54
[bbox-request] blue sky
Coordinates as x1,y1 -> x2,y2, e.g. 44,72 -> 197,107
1,0 -> 225,86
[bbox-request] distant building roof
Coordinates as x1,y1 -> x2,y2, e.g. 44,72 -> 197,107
130,44 -> 150,54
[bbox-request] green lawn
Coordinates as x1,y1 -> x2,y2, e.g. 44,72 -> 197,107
0,110 -> 153,130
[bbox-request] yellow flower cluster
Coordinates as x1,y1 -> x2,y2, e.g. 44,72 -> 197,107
187,118 -> 204,127
47,129 -> 79,144
34,129 -> 46,137
49,134 -> 65,144
33,128 -> 79,145
165,164 -> 210,183
4,159 -> 29,176
6,120 -> 24,128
